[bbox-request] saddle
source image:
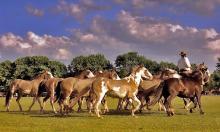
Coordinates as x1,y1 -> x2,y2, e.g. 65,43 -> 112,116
178,69 -> 192,78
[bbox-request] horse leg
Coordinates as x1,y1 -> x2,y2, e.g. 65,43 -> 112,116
189,97 -> 197,113
63,98 -> 69,114
158,99 -> 165,111
139,96 -> 146,113
41,94 -> 50,113
37,96 -> 43,112
183,98 -> 187,109
16,93 -> 23,112
28,97 -> 37,112
94,92 -> 106,118
6,89 -> 14,112
50,95 -> 57,114
185,99 -> 193,111
77,97 -> 83,112
166,93 -> 177,116
116,98 -> 122,111
196,93 -> 204,115
131,95 -> 141,117
124,98 -> 130,110
101,97 -> 109,113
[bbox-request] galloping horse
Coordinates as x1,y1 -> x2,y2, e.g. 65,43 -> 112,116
5,70 -> 53,112
117,68 -> 178,112
75,69 -> 120,112
39,69 -> 95,113
57,69 -> 119,114
90,65 -> 153,118
162,63 -> 210,116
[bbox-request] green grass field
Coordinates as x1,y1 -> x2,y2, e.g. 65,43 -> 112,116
0,96 -> 220,132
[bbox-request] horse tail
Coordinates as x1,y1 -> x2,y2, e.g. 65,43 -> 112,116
55,81 -> 62,103
147,82 -> 164,106
38,80 -> 46,96
5,82 -> 15,107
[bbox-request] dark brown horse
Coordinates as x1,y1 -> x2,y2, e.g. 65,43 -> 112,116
38,69 -> 95,113
162,63 -> 210,116
5,70 -> 53,112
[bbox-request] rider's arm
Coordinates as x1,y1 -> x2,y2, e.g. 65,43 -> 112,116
184,57 -> 191,68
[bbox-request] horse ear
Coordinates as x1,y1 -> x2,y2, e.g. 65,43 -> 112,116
139,64 -> 144,67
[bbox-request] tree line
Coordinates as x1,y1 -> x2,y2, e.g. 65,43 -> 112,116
0,52 -> 220,91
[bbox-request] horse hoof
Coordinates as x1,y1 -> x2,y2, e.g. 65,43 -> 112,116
200,111 -> 205,115
190,109 -> 193,113
98,116 -> 104,119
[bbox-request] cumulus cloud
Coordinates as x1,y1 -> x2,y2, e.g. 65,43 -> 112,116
68,10 -> 220,70
2,2 -> 220,71
55,48 -> 72,60
112,0 -> 220,15
56,0 -> 110,21
0,32 -> 74,61
26,5 -> 44,17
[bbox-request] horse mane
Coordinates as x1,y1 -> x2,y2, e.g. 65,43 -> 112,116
32,72 -> 46,80
190,70 -> 203,82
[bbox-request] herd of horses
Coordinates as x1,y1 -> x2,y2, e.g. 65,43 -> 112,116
4,63 -> 210,118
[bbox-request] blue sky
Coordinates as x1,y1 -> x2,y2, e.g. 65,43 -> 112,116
0,0 -> 220,71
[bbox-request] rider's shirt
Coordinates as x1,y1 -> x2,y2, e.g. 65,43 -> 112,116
177,57 -> 191,71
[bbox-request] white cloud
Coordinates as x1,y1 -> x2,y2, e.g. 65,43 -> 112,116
55,48 -> 72,60
26,5 -> 44,17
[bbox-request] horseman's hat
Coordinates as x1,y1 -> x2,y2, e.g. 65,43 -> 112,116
179,51 -> 187,56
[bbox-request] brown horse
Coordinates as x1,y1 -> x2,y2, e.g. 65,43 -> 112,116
161,63 -> 210,116
5,70 -> 53,112
90,65 -> 153,118
57,69 -> 119,114
38,69 -> 95,113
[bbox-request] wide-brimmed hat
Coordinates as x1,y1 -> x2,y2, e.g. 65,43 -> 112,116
179,51 -> 187,56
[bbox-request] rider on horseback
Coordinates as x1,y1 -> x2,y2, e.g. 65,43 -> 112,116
177,51 -> 192,77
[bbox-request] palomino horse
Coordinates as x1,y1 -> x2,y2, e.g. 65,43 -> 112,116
75,69 -> 120,112
38,70 -> 95,113
161,63 -> 210,116
57,69 -> 119,114
5,70 -> 53,112
117,68 -> 178,112
90,65 -> 153,118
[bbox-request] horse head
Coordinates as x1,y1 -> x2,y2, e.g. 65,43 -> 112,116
84,70 -> 95,78
134,65 -> 153,80
109,68 -> 121,80
193,63 -> 210,85
35,70 -> 53,80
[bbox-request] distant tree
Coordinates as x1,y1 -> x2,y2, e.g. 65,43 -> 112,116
48,60 -> 67,77
0,60 -> 15,88
217,58 -> 220,71
13,56 -> 67,79
69,54 -> 112,74
13,56 -> 50,79
191,63 -> 197,71
115,52 -> 160,77
159,61 -> 178,71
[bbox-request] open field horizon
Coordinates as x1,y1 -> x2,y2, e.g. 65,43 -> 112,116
0,96 -> 220,132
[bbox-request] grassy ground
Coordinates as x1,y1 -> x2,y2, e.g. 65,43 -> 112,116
0,96 -> 220,132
